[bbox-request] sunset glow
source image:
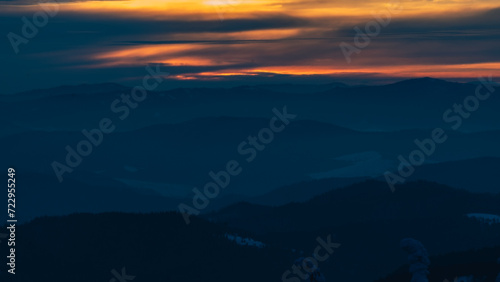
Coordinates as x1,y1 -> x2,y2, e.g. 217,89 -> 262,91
2,0 -> 500,91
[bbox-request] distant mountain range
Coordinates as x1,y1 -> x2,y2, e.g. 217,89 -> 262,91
2,78 -> 500,281
5,157 -> 498,224
2,78 -> 499,134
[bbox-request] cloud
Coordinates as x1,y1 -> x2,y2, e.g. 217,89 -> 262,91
1,1 -> 499,93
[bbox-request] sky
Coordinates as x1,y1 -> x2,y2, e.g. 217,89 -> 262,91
1,0 -> 500,93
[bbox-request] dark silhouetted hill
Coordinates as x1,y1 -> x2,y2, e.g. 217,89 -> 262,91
378,246 -> 500,282
0,212 -> 291,282
207,181 -> 500,281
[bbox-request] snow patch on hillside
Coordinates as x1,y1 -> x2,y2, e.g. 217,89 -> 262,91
467,213 -> 500,225
224,233 -> 265,248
